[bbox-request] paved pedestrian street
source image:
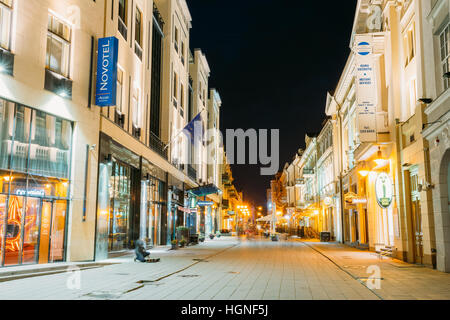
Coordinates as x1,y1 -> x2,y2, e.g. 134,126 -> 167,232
1,238 -> 449,300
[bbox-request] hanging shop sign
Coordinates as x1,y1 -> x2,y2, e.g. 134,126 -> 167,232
375,172 -> 393,208
178,206 -> 191,213
354,36 -> 377,143
96,37 -> 119,107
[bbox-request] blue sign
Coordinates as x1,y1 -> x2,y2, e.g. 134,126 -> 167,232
198,201 -> 214,207
96,37 -> 119,107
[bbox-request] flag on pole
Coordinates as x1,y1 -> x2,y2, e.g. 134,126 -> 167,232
182,111 -> 204,144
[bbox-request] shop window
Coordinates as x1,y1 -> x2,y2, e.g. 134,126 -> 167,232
46,14 -> 71,78
0,0 -> 13,51
440,23 -> 450,91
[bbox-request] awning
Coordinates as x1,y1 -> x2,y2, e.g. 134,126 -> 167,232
187,184 -> 221,197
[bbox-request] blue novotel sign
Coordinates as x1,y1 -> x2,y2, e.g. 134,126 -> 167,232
96,37 -> 119,107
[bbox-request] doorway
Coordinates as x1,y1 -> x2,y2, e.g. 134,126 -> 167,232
0,196 -> 67,267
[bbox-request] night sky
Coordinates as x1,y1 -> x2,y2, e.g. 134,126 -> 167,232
188,0 -> 357,206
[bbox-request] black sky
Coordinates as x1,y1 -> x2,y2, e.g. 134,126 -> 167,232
188,0 -> 357,206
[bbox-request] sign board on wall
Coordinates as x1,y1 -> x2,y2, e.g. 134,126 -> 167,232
375,172 -> 393,208
354,36 -> 378,142
96,37 -> 119,107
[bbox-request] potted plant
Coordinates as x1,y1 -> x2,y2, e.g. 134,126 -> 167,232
216,231 -> 221,238
271,234 -> 279,242
179,238 -> 187,248
199,235 -> 205,243
209,234 -> 215,240
171,239 -> 178,250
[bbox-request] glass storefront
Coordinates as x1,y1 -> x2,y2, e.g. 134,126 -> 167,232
0,97 -> 72,267
141,158 -> 167,247
96,134 -> 168,259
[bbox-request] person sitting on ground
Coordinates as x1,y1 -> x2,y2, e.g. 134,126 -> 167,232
134,239 -> 150,262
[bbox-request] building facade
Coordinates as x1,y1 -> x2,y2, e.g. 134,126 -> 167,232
0,0 -> 225,268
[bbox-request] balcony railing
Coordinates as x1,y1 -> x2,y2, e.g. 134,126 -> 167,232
188,164 -> 197,181
303,168 -> 315,176
0,48 -> 14,76
118,17 -> 128,40
149,132 -> 168,160
135,42 -> 143,60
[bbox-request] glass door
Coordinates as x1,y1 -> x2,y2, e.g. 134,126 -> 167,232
4,195 -> 24,266
38,200 -> 52,264
0,194 -> 6,266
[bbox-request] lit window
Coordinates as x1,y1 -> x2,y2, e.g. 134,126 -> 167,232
0,0 -> 13,51
46,14 -> 71,78
440,23 -> 450,90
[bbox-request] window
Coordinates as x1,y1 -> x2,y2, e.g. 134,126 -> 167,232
132,87 -> 141,129
440,23 -> 450,90
150,10 -> 164,138
173,72 -> 178,104
403,22 -> 415,67
174,27 -> 179,52
0,0 -> 13,51
180,83 -> 185,110
116,68 -> 124,113
46,14 -> 71,78
181,41 -> 185,64
409,78 -> 416,117
135,8 -> 142,46
118,0 -> 127,40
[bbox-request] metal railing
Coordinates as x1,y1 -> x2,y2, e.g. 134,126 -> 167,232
149,132 -> 168,160
188,164 -> 197,181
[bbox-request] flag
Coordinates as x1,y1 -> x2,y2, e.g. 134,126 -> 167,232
182,112 -> 203,144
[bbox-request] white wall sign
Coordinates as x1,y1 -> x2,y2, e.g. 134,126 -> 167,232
375,172 -> 393,208
354,36 -> 378,143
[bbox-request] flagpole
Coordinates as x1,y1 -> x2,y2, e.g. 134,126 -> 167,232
163,107 -> 206,151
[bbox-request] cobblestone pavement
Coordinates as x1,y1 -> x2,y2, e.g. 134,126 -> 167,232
0,238 -> 449,300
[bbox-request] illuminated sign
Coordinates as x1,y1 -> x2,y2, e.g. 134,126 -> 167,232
197,201 -> 214,207
354,36 -> 377,143
96,37 -> 119,107
352,198 -> 368,204
16,189 -> 45,197
375,172 -> 393,208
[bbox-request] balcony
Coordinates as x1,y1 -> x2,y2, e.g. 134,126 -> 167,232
303,168 -> 315,177
295,178 -> 305,186
44,69 -> 73,99
149,132 -> 168,160
135,42 -> 143,60
0,48 -> 14,76
188,164 -> 197,181
118,17 -> 128,40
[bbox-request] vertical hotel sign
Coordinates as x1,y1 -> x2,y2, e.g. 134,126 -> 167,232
96,37 -> 119,107
354,36 -> 377,142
